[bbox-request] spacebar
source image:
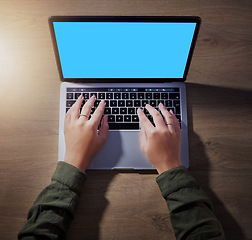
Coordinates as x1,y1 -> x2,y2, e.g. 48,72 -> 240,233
109,123 -> 139,130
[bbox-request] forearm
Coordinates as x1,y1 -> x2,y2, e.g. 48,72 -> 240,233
18,161 -> 86,240
156,166 -> 225,240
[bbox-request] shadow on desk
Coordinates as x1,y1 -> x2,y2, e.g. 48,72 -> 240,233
67,83 -> 250,240
187,83 -> 251,240
67,170 -> 116,240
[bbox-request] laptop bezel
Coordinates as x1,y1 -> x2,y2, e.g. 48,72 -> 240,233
48,16 -> 201,83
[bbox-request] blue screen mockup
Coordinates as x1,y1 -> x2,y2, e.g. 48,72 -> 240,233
53,22 -> 196,78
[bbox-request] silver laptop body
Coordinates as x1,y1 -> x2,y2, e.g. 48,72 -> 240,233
49,16 -> 201,169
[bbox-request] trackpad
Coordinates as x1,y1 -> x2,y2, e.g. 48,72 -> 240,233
89,131 -> 154,169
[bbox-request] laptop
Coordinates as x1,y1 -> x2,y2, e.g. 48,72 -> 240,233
48,16 -> 201,169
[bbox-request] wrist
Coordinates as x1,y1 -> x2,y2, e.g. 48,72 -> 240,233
156,162 -> 181,175
64,154 -> 90,172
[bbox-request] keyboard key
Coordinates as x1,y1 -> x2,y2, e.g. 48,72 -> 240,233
98,93 -> 105,99
90,107 -> 95,114
138,93 -> 144,99
108,115 -> 115,122
134,100 -> 141,107
130,93 -> 137,99
66,93 -> 73,99
173,100 -> 180,107
94,100 -> 100,107
132,115 -> 139,122
165,100 -> 172,107
128,108 -> 135,114
169,93 -> 180,99
116,115 -> 123,122
104,108 -> 111,114
66,100 -> 75,108
142,100 -> 148,107
106,93 -> 113,99
173,101 -> 180,114
124,115 -> 131,122
118,100 -> 125,107
66,108 -> 70,113
120,108 -> 127,114
83,93 -> 89,99
146,93 -> 152,99
122,93 -> 129,99
153,93 -> 160,99
112,108 -> 119,114
150,100 -> 156,107
126,100 -> 133,107
110,100 -> 117,107
114,93 -> 121,99
108,123 -> 139,130
161,93 -> 168,99
105,100 -> 109,107
75,93 -> 81,99
143,108 -> 148,114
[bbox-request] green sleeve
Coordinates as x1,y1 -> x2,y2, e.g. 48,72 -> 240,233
18,161 -> 86,240
156,166 -> 225,240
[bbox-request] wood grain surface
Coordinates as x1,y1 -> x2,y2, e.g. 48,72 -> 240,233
0,0 -> 251,239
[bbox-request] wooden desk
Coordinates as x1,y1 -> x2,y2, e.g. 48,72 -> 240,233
0,1 -> 251,239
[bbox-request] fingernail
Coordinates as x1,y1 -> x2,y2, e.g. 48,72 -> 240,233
78,94 -> 82,100
169,109 -> 173,114
101,100 -> 105,104
159,102 -> 164,107
137,108 -> 143,112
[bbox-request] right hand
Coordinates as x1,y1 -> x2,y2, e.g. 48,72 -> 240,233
137,103 -> 182,174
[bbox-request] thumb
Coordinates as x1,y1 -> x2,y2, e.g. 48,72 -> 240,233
139,128 -> 147,151
97,115 -> 109,147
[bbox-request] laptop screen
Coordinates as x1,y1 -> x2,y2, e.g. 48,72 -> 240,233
51,18 -> 199,80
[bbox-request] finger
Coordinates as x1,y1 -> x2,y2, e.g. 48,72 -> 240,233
137,108 -> 154,134
89,100 -> 106,129
158,103 -> 176,135
98,115 -> 109,147
169,109 -> 181,136
64,109 -> 71,131
145,104 -> 166,130
80,95 -> 96,119
71,95 -> 84,120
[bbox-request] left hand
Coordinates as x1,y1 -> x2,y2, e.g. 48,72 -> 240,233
64,95 -> 109,171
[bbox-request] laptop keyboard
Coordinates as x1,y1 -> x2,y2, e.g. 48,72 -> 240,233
66,88 -> 181,130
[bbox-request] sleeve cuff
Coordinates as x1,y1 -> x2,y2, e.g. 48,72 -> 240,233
156,166 -> 196,199
51,161 -> 87,195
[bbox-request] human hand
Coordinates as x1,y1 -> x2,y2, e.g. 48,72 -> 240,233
137,103 -> 182,174
64,95 -> 109,172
